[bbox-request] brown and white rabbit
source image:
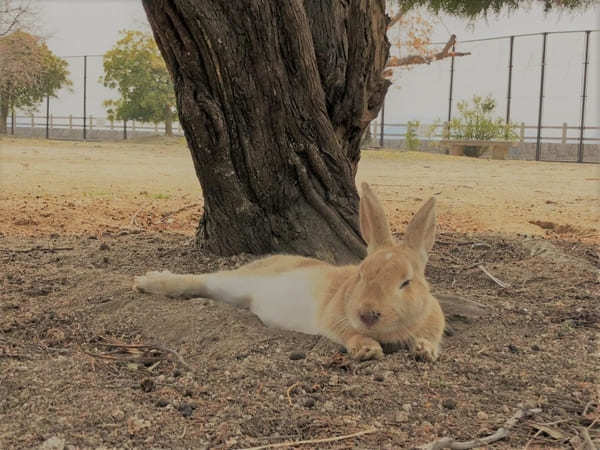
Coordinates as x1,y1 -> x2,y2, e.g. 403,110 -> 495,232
133,183 -> 445,361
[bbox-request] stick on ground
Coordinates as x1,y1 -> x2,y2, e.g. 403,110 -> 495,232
238,427 -> 377,450
478,264 -> 511,289
419,407 -> 542,450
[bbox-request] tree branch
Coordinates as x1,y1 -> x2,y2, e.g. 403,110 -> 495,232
386,34 -> 470,69
387,11 -> 404,29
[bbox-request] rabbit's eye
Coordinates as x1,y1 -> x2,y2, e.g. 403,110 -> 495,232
399,280 -> 411,289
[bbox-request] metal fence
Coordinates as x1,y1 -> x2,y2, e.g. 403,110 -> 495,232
377,29 -> 599,163
4,29 -> 599,162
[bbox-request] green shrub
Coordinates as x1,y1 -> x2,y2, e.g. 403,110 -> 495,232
405,120 -> 421,151
449,95 -> 517,142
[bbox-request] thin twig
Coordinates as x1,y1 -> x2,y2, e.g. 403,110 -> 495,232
89,338 -> 198,377
523,429 -> 544,450
0,246 -> 74,253
478,264 -> 510,288
160,203 -> 201,222
237,427 -> 377,450
286,382 -> 301,406
130,208 -> 143,228
419,407 -> 542,450
152,345 -> 196,375
578,427 -> 596,450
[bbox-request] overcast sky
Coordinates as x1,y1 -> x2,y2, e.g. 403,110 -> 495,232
31,0 -> 599,138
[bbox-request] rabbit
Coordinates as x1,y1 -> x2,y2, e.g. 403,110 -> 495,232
133,182 -> 445,361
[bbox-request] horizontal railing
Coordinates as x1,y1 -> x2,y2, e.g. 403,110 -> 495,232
6,114 -> 183,135
367,121 -> 600,144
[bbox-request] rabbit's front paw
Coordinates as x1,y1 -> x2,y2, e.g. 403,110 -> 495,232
411,338 -> 439,362
347,335 -> 384,361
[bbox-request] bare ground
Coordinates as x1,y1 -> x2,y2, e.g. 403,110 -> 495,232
1,137 -> 599,449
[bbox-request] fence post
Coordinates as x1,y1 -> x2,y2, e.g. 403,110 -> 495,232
535,32 -> 547,161
520,122 -> 525,142
89,115 -> 93,130
561,122 -> 567,144
110,118 -> 114,130
45,94 -> 50,139
379,98 -> 385,148
31,113 -> 34,129
11,109 -> 15,135
578,30 -> 590,163
68,114 -> 72,129
50,113 -> 53,129
83,55 -> 87,140
448,43 -> 456,124
506,36 -> 514,126
123,120 -> 127,140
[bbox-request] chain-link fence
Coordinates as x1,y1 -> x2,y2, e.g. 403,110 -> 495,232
5,30 -> 599,162
369,29 -> 599,163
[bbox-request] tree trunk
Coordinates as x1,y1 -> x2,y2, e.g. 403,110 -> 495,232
164,113 -> 173,137
143,0 -> 390,263
0,97 -> 8,134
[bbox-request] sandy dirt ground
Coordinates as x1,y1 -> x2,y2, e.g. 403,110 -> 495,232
1,137 -> 598,241
0,137 -> 599,449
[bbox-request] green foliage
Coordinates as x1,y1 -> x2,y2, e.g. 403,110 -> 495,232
396,0 -> 594,18
0,31 -> 71,112
449,95 -> 517,142
405,120 -> 421,151
101,30 -> 176,129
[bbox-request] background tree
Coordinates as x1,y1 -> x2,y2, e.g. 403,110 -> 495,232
142,0 -> 592,263
0,0 -> 37,37
101,30 -> 177,136
0,31 -> 70,134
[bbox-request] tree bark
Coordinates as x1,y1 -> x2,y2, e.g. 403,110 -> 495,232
0,97 -> 9,134
143,0 -> 390,263
164,113 -> 173,137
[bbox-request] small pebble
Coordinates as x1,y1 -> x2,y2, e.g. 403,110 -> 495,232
111,409 -> 125,421
303,398 -> 315,408
173,369 -> 182,378
155,399 -> 168,408
402,403 -> 412,412
508,344 -> 519,353
395,411 -> 409,423
140,379 -> 155,393
178,403 -> 193,417
99,242 -> 110,250
477,411 -> 489,420
289,352 -> 306,360
374,374 -> 384,382
442,399 -> 457,410
531,344 -> 541,351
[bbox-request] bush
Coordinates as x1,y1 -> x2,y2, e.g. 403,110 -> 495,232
449,95 -> 517,142
405,120 -> 421,151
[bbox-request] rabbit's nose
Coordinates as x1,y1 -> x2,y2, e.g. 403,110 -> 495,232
359,310 -> 381,327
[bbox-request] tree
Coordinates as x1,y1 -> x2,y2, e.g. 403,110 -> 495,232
142,0 -> 592,263
0,0 -> 37,37
101,30 -> 177,136
384,6 -> 470,80
0,31 -> 70,134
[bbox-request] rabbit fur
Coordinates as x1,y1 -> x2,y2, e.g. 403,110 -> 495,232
133,182 -> 445,361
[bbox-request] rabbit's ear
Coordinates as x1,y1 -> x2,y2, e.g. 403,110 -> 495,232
359,182 -> 393,254
404,197 -> 436,264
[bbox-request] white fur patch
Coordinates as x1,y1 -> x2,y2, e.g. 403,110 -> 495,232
385,252 -> 393,260
203,269 -> 322,335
